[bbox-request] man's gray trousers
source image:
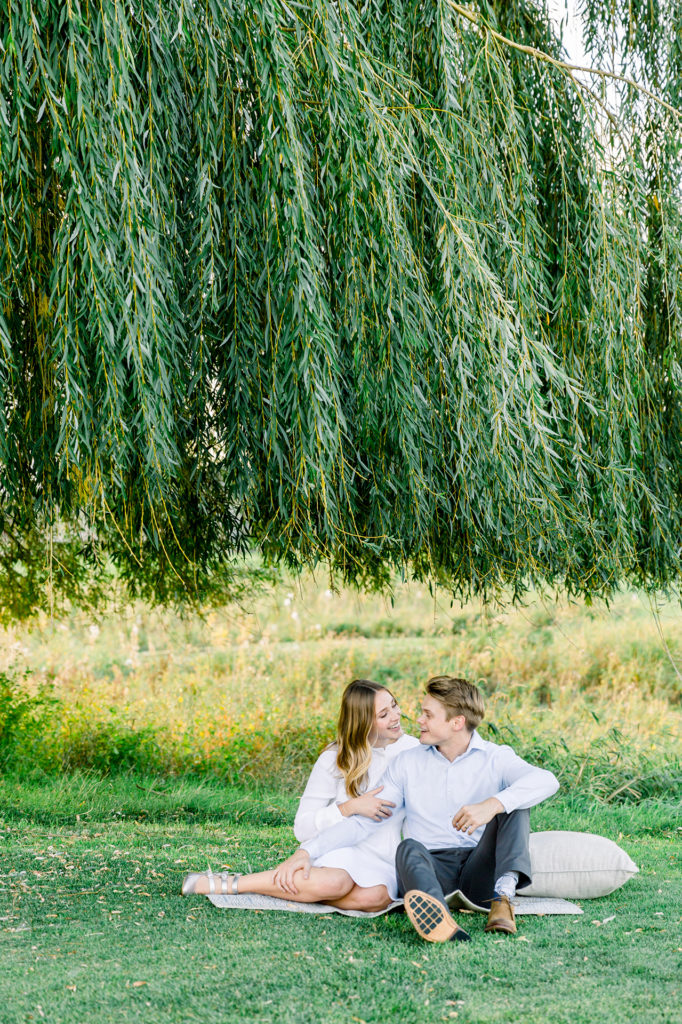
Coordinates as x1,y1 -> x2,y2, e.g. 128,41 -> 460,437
395,809 -> 532,909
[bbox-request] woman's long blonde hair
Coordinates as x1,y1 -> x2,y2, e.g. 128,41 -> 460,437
335,679 -> 393,798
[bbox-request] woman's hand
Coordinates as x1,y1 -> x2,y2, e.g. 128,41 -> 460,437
272,849 -> 311,895
339,785 -> 396,821
452,797 -> 505,835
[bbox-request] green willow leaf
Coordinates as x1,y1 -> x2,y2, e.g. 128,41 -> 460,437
0,0 -> 680,616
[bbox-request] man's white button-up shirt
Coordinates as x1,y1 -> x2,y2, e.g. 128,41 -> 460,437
301,731 -> 559,860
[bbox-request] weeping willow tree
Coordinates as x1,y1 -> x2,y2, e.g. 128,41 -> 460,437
0,0 -> 680,617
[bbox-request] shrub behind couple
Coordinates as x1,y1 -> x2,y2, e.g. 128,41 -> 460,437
183,676 -> 559,942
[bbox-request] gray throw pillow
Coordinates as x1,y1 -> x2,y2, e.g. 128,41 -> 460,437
518,831 -> 639,899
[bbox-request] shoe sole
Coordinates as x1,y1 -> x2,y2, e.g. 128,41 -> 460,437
484,920 -> 517,934
404,890 -> 470,943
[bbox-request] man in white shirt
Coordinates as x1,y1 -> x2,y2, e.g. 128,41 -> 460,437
274,676 -> 559,942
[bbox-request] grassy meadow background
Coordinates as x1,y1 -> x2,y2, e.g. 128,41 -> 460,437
1,575 -> 681,799
1,576 -> 681,1024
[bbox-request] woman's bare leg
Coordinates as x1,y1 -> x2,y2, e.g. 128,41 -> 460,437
187,866 -> 355,903
328,883 -> 392,913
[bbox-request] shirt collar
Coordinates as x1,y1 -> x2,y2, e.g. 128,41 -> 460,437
427,729 -> 486,763
467,729 -> 486,751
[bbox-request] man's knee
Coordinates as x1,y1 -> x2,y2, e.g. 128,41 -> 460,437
396,838 -> 422,870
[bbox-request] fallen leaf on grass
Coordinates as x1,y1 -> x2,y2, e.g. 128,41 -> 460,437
132,982 -> 147,988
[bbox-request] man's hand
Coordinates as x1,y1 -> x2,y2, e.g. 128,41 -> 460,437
272,848 -> 311,895
339,786 -> 396,821
452,797 -> 505,835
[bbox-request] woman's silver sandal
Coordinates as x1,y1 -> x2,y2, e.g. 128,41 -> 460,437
181,870 -> 240,896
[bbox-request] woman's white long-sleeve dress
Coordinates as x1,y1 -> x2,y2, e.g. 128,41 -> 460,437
293,733 -> 420,899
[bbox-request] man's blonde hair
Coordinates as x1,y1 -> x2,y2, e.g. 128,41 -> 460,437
425,676 -> 485,731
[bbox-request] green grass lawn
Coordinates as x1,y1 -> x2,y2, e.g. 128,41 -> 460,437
1,776 -> 680,1024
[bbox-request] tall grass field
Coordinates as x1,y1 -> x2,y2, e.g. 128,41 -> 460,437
1,578 -> 681,1023
1,578 -> 680,798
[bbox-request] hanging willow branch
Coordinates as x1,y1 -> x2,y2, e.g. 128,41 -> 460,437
0,0 -> 680,616
448,2 -> 682,120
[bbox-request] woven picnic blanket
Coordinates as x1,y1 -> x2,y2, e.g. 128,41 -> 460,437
208,890 -> 582,918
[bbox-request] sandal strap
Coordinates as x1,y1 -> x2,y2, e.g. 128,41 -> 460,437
219,872 -> 240,895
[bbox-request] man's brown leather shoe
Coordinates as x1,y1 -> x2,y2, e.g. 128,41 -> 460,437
484,895 -> 517,934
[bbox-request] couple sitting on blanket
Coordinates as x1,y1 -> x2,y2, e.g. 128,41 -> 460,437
182,676 -> 559,942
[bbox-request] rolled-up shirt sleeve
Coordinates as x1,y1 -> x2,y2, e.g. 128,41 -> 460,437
301,762 -> 406,860
293,750 -> 346,843
493,746 -> 559,813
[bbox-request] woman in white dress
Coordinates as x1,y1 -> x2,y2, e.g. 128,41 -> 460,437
182,679 -> 419,911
